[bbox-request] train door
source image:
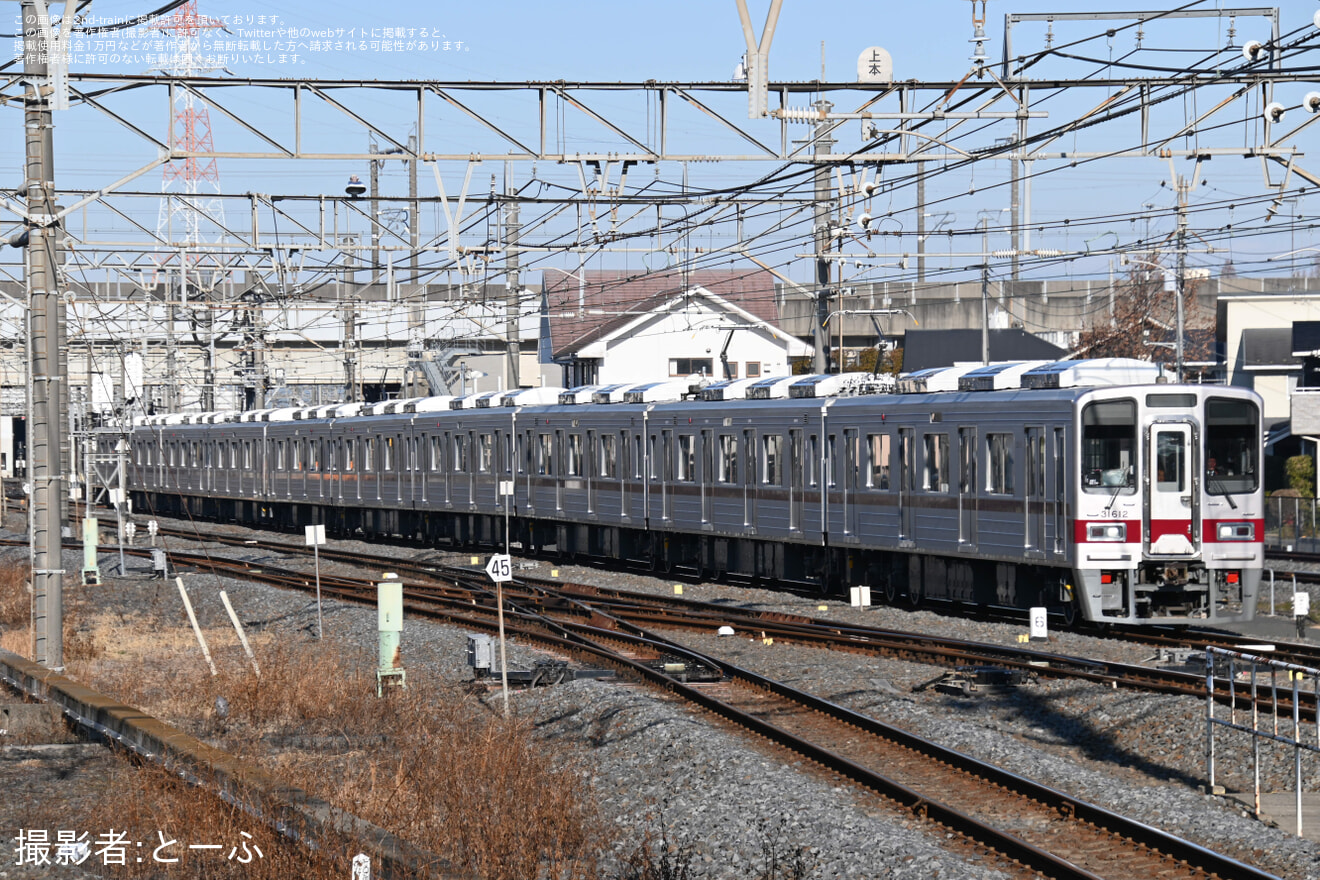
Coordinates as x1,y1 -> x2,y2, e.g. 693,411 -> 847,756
661,429 -> 673,520
789,428 -> 803,531
743,428 -> 757,530
586,430 -> 597,514
959,426 -> 977,548
898,428 -> 914,540
1053,428 -> 1067,555
1026,426 -> 1045,552
843,428 -> 859,537
620,430 -> 632,520
1147,421 -> 1198,556
522,430 -> 536,515
701,429 -> 713,523
555,429 -> 565,511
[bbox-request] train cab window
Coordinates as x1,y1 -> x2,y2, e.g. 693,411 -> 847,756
1081,399 -> 1136,493
987,433 -> 1014,494
762,434 -> 782,485
866,434 -> 891,489
677,435 -> 696,481
717,434 -> 738,483
537,433 -> 553,475
923,433 -> 949,493
478,434 -> 493,473
1205,397 -> 1259,495
600,433 -> 617,477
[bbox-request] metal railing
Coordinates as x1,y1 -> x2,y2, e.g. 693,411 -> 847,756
1205,647 -> 1319,837
1265,496 -> 1320,552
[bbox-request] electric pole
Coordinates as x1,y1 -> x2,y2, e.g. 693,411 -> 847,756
812,98 -> 833,374
504,162 -> 521,391
24,0 -> 63,669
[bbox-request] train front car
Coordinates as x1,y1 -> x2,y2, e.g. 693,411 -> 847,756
1072,386 -> 1263,624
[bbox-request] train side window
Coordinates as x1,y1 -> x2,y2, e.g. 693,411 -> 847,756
538,433 -> 552,475
677,435 -> 695,481
566,433 -> 583,476
648,434 -> 660,479
429,436 -> 443,471
600,433 -> 617,477
825,435 -> 837,487
478,433 -> 493,473
452,435 -> 468,473
1081,399 -> 1136,493
346,439 -> 356,472
365,438 -> 378,473
382,437 -> 395,471
866,434 -> 891,489
718,434 -> 738,483
762,434 -> 782,485
243,441 -> 252,469
923,433 -> 949,492
504,434 -> 515,475
633,434 -> 643,479
987,433 -> 1014,494
806,434 -> 819,487
293,440 -> 303,472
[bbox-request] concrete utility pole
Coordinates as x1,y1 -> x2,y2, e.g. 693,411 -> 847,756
23,0 -> 63,669
343,242 -> 358,402
812,99 -> 834,374
980,217 -> 991,366
504,162 -> 521,391
1174,174 -> 1189,383
916,161 -> 927,282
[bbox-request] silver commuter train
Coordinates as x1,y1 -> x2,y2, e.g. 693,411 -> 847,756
125,360 -> 1265,626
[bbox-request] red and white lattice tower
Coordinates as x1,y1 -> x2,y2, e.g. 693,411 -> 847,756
154,1 -> 225,263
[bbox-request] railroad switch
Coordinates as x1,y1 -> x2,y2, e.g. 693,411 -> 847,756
912,666 -> 1034,697
465,634 -> 613,688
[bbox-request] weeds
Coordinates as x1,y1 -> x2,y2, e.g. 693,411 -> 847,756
0,561 -> 28,628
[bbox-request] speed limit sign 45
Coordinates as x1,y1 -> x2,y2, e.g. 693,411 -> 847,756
485,554 -> 513,583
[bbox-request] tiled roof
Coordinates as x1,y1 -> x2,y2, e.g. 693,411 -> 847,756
541,268 -> 780,358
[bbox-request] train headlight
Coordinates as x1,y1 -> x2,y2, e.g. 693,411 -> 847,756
1216,522 -> 1255,542
1087,523 -> 1127,542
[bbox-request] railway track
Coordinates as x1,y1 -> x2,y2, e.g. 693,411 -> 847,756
110,523 -> 1318,719
132,540 -> 1276,880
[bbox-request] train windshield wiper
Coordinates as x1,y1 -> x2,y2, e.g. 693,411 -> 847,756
1104,466 -> 1130,513
1207,474 -> 1237,510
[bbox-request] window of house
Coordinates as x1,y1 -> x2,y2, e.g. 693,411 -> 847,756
669,357 -> 714,377
746,362 -> 762,378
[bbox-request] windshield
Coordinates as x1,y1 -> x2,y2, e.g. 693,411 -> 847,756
1204,397 -> 1259,495
1082,399 -> 1136,493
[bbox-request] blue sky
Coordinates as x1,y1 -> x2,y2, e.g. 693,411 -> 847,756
17,1 -> 1320,285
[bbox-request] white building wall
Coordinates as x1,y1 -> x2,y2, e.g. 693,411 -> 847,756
1223,296 -> 1318,424
589,306 -> 798,384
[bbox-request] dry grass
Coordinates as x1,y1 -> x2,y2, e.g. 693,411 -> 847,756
0,562 -> 102,662
72,617 -> 607,880
85,762 -> 354,880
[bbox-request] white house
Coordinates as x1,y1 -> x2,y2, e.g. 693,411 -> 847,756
542,269 -> 811,386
